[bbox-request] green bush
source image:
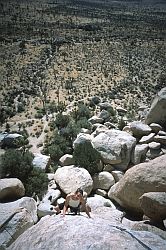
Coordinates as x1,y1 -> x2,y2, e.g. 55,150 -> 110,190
1,149 -> 34,182
24,167 -> 48,199
72,104 -> 91,121
73,141 -> 101,175
55,113 -> 70,129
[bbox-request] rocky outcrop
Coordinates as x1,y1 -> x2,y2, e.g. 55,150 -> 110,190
92,130 -> 136,170
0,197 -> 37,249
0,178 -> 25,201
109,154 -> 166,213
8,211 -> 166,250
146,87 -> 166,129
54,165 -> 93,195
32,153 -> 50,170
139,192 -> 166,223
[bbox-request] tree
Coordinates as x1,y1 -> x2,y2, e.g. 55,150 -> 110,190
1,149 -> 34,182
73,141 -> 101,175
25,167 -> 48,199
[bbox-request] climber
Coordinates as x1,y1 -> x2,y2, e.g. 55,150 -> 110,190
54,188 -> 91,218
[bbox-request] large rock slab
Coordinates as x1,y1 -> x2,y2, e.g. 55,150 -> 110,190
109,154 -> 166,213
0,178 -> 25,201
146,87 -> 166,129
8,213 -> 166,250
92,130 -> 136,170
54,165 -> 93,195
0,197 -> 37,248
139,192 -> 166,222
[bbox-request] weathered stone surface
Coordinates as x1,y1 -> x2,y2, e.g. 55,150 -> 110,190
148,142 -> 161,150
122,219 -> 166,241
146,87 -> 166,129
88,115 -> 104,124
8,212 -> 166,250
139,192 -> 166,222
87,194 -> 115,210
98,110 -> 110,121
0,178 -> 25,201
0,197 -> 37,248
149,123 -> 162,133
32,153 -> 50,170
73,133 -> 93,148
130,121 -> 152,138
131,144 -> 148,165
109,154 -> 166,213
139,133 -> 155,144
92,124 -> 108,137
54,165 -> 93,195
42,189 -> 61,204
111,170 -> 124,182
92,171 -> 115,190
37,202 -> 56,218
146,148 -> 163,160
96,189 -> 107,197
154,135 -> 166,145
59,154 -> 75,166
92,130 -> 136,170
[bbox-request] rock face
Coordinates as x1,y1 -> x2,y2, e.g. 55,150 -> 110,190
0,178 -> 25,201
139,192 -> 166,222
92,130 -> 136,170
32,153 -> 50,170
54,165 -> 93,195
109,154 -> 166,213
8,212 -> 166,250
0,197 -> 37,248
146,87 -> 166,129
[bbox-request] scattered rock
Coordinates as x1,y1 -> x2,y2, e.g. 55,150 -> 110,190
139,133 -> 155,144
92,171 -> 115,190
130,121 -> 152,138
0,178 -> 25,201
59,154 -> 75,166
139,192 -> 166,223
109,154 -> 166,213
0,197 -> 37,248
131,144 -> 148,165
146,87 -> 166,129
54,165 -> 93,195
92,130 -> 136,170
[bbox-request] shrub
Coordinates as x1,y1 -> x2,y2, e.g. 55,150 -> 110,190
1,149 -> 34,182
55,113 -> 70,129
24,167 -> 48,199
73,141 -> 101,175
